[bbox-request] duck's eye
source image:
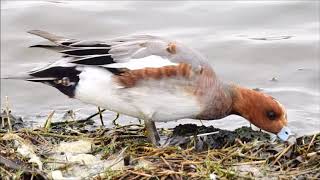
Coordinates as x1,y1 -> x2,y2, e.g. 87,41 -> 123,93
266,111 -> 277,120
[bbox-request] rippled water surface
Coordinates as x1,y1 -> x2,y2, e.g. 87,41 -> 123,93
1,1 -> 319,136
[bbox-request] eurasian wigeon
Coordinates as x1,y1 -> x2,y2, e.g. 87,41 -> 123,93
6,30 -> 294,145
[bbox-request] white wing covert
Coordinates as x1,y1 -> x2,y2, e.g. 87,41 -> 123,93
107,35 -> 210,68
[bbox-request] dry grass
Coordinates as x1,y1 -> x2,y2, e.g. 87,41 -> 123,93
0,110 -> 319,180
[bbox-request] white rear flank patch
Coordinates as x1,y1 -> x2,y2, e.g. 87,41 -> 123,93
103,55 -> 177,70
75,66 -> 200,122
75,67 -> 139,116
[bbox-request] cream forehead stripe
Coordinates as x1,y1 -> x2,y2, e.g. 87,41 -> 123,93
274,99 -> 287,119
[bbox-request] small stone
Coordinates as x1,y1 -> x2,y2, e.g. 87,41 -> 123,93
270,77 -> 278,82
209,172 -> 217,180
252,88 -> 263,91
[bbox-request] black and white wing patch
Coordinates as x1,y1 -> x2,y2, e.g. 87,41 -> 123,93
28,30 -> 211,69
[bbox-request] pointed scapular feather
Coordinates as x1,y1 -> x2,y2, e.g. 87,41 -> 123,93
69,40 -> 110,47
71,55 -> 115,65
60,48 -> 110,56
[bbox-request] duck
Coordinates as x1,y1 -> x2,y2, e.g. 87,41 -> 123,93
5,30 -> 294,146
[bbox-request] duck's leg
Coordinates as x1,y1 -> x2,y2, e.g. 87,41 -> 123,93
144,119 -> 160,146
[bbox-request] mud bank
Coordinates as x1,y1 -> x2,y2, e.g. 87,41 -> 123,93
0,111 -> 319,179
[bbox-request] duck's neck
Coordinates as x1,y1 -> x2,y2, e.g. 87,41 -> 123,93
196,82 -> 234,120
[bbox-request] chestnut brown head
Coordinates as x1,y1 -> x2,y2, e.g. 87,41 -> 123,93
231,86 -> 293,141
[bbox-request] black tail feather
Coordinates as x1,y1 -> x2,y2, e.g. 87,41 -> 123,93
29,66 -> 80,78
27,66 -> 81,98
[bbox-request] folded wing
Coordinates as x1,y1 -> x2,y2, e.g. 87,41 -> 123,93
28,30 -> 211,70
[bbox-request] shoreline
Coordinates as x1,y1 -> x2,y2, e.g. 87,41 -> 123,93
1,110 -> 319,179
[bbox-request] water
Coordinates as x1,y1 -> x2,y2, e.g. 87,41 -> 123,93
1,1 -> 319,136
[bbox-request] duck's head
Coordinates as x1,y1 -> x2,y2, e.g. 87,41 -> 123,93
231,85 -> 294,142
